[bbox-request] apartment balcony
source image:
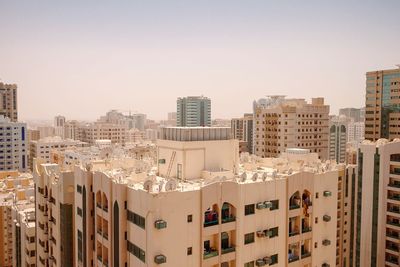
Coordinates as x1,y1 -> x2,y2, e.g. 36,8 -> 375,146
302,226 -> 312,234
301,251 -> 311,259
387,231 -> 400,240
221,215 -> 235,224
288,255 -> 299,263
388,181 -> 400,189
204,210 -> 219,227
388,195 -> 400,202
203,249 -> 218,259
221,246 -> 235,255
388,206 -> 400,215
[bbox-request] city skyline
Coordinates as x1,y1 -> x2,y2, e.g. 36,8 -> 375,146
1,1 -> 399,120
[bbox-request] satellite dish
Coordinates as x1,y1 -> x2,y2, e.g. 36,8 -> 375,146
165,180 -> 177,191
143,180 -> 153,192
262,172 -> 268,181
240,172 -> 247,182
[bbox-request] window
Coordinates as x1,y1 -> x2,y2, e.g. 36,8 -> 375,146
127,210 -> 146,229
270,200 -> 279,210
127,241 -> 145,263
187,247 -> 192,255
269,227 -> 279,238
187,214 -> 193,223
244,261 -> 255,267
77,184 -> 82,194
77,207 -> 82,217
244,232 -> 255,244
270,254 -> 278,265
177,164 -> 182,179
245,204 -> 255,215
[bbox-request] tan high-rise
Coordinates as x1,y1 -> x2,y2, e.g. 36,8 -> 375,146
365,67 -> 400,141
0,83 -> 18,122
254,96 -> 329,160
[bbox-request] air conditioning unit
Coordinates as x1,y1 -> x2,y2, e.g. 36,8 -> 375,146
256,259 -> 266,266
154,254 -> 166,264
263,256 -> 272,264
256,202 -> 266,209
264,201 -> 273,209
323,190 -> 332,197
322,239 -> 331,246
323,215 -> 331,222
257,230 -> 266,238
154,220 -> 167,229
322,263 -> 330,267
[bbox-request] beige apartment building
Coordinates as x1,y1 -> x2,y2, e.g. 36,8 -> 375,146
354,138 -> 400,266
254,96 -> 329,160
231,113 -> 254,154
0,82 -> 18,122
32,127 -> 347,267
0,172 -> 35,267
77,122 -> 128,144
365,67 -> 400,141
29,136 -> 87,170
34,161 -> 75,267
329,116 -> 347,164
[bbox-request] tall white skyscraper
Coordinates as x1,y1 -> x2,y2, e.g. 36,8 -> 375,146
0,115 -> 28,171
177,96 -> 211,127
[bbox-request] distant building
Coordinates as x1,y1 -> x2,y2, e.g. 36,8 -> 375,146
231,113 -> 254,154
54,115 -> 66,138
77,122 -> 127,144
0,116 -> 28,172
254,96 -> 329,160
329,116 -> 347,163
365,67 -> 400,141
29,136 -> 86,170
37,126 -> 55,139
177,96 -> 211,127
0,82 -> 18,122
339,108 -> 364,122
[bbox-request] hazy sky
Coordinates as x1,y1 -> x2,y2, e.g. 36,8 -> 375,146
1,1 -> 400,121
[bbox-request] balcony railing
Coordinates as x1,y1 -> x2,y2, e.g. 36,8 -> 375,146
289,204 -> 300,210
388,182 -> 400,188
389,195 -> 400,201
387,232 -> 400,239
204,219 -> 218,227
221,246 -> 235,254
388,207 -> 400,214
301,251 -> 311,259
302,227 -> 312,233
221,215 -> 236,224
288,255 -> 299,263
289,231 -> 300,237
203,250 -> 218,259
386,257 -> 399,264
388,221 -> 400,227
387,244 -> 399,252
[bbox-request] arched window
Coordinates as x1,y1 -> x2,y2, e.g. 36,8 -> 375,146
289,191 -> 301,210
204,204 -> 219,227
221,202 -> 236,223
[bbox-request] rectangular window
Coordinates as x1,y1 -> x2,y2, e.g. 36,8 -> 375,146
270,254 -> 278,265
187,214 -> 193,223
77,184 -> 82,194
244,261 -> 255,267
127,241 -> 146,263
270,200 -> 279,210
127,210 -> 146,229
77,207 -> 82,217
187,247 -> 192,255
244,232 -> 255,244
245,204 -> 255,215
268,227 -> 279,238
177,164 -> 182,179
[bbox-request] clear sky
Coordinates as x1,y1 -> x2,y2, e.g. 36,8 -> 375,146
1,1 -> 399,121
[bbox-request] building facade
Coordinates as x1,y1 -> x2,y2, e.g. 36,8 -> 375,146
354,138 -> 400,266
29,136 -> 85,170
0,116 -> 28,172
177,96 -> 211,127
365,67 -> 400,141
329,116 -> 347,164
231,113 -> 254,154
254,96 -> 329,160
0,83 -> 18,122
